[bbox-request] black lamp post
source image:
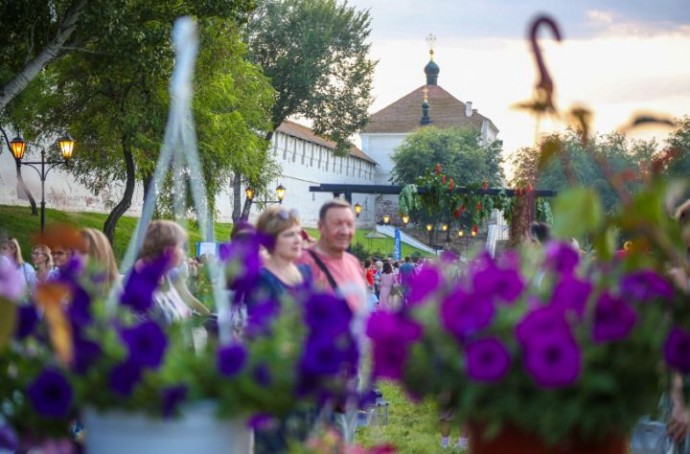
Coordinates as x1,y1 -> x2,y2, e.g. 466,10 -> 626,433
10,133 -> 75,232
244,183 -> 286,217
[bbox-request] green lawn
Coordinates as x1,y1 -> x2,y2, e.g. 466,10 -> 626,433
0,204 -> 429,263
355,382 -> 468,454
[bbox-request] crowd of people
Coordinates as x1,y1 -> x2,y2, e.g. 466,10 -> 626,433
4,199 -> 690,453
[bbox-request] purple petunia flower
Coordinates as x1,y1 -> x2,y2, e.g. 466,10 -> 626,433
304,292 -> 352,336
406,265 -> 443,306
245,299 -> 281,337
0,256 -> 24,301
366,311 -> 423,380
247,413 -> 274,430
120,252 -> 170,313
300,335 -> 346,376
366,311 -> 423,343
119,321 -> 168,369
221,233 -> 264,298
14,305 -> 39,340
592,292 -> 637,343
27,369 -> 73,418
108,361 -> 143,396
620,270 -> 674,303
664,327 -> 690,373
543,241 -> 580,275
67,286 -> 92,328
217,343 -> 248,377
161,384 -> 188,418
371,340 -> 411,380
523,332 -> 581,388
465,337 -> 511,383
0,424 -> 18,450
516,306 -> 570,346
253,364 -> 272,387
550,275 -> 593,318
72,332 -> 102,375
473,266 -> 525,304
441,287 -> 495,341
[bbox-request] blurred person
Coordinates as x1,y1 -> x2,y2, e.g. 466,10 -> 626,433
80,228 -> 120,291
527,221 -> 551,246
1,238 -> 35,294
137,220 -> 194,325
378,262 -> 397,310
30,244 -> 54,288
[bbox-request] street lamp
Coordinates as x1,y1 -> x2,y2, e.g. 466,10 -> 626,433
275,184 -> 286,203
382,214 -> 390,225
10,133 -> 75,232
401,214 -> 410,226
354,203 -> 363,218
426,223 -> 434,246
244,183 -> 286,217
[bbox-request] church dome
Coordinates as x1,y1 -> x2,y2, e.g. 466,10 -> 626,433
424,59 -> 439,85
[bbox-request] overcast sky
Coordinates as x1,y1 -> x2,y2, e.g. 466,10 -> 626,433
347,0 -> 690,171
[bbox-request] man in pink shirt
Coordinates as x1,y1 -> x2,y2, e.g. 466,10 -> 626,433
297,199 -> 367,313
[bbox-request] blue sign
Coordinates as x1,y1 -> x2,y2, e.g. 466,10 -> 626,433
394,228 -> 401,260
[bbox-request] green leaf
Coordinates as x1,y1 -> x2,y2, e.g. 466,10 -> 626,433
552,187 -> 603,238
0,298 -> 17,350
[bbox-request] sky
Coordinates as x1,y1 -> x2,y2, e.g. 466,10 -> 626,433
347,0 -> 690,169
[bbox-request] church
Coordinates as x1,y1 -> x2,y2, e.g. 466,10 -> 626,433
268,46 -> 499,228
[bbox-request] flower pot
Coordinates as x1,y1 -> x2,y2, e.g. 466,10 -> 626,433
83,403 -> 253,454
468,423 -> 627,454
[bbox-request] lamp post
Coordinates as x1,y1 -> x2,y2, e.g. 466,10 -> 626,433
458,229 -> 465,255
10,134 -> 75,232
401,214 -> 410,226
244,183 -> 286,218
426,223 -> 434,246
354,203 -> 363,218
382,215 -> 391,254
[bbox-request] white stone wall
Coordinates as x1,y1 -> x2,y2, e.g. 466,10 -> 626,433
252,130 -> 378,228
359,133 -> 407,185
0,130 -> 377,230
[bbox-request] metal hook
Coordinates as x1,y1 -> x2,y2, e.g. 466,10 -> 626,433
529,14 -> 562,110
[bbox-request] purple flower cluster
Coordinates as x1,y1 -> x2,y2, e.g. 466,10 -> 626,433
664,327 -> 690,373
120,252 -> 171,313
366,310 -> 422,380
108,321 -> 168,396
27,369 -> 73,418
298,292 -> 359,392
217,343 -> 247,377
219,231 -> 265,302
0,255 -> 24,301
465,337 -> 511,382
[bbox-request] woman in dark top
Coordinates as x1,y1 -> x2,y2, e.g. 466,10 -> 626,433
248,205 -> 311,306
248,205 -> 314,454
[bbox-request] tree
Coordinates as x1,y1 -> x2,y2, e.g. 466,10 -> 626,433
510,129 -> 657,214
391,126 -> 504,186
7,1 -> 270,242
231,0 -> 375,220
664,115 -> 690,178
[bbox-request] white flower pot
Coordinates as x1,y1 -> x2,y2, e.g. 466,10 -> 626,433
83,403 -> 253,454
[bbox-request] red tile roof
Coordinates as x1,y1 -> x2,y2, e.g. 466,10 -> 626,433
362,85 -> 498,134
276,120 -> 377,164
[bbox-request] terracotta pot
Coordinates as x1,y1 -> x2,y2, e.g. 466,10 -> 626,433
468,423 -> 627,454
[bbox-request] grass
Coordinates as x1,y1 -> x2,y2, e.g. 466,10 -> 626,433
0,204 -> 430,263
355,382 -> 468,454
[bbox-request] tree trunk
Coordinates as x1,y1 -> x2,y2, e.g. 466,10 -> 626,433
231,172 -> 242,223
14,158 -> 38,215
104,135 -> 135,244
0,0 -> 86,112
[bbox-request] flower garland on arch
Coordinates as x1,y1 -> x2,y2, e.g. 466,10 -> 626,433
398,164 -> 551,231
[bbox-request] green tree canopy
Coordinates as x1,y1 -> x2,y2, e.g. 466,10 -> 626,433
510,129 -> 657,213
6,1 -> 272,242
246,0 -> 375,150
664,115 -> 690,178
391,126 -> 504,186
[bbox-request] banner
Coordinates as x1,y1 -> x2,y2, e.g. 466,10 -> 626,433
394,228 -> 401,261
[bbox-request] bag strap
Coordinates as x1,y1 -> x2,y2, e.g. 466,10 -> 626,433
307,249 -> 338,291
